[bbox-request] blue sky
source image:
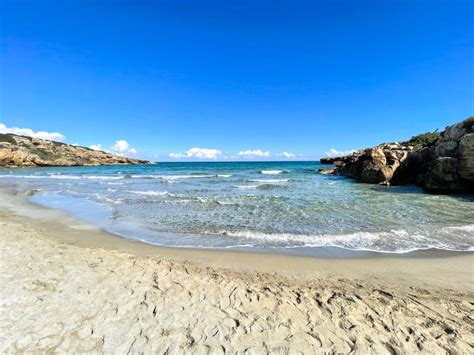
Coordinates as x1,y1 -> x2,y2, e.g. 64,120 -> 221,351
1,0 -> 473,161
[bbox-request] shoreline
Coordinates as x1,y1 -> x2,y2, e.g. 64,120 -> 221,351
24,188 -> 474,259
5,185 -> 474,260
1,187 -> 473,289
1,188 -> 474,352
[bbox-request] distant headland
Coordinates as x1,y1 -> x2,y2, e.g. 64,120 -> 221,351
0,133 -> 152,167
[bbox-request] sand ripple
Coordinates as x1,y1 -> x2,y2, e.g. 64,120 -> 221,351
1,213 -> 473,353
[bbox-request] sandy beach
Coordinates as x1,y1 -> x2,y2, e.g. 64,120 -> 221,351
0,190 -> 473,353
2,0 -> 473,352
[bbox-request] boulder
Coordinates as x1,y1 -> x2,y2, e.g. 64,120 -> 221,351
458,133 -> 474,182
436,140 -> 458,157
423,157 -> 462,193
318,168 -> 337,175
360,147 -> 388,183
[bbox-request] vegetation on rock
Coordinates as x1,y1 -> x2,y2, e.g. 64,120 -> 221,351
0,133 -> 17,145
403,131 -> 440,149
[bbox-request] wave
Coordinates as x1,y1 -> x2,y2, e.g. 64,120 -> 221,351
234,183 -> 282,190
219,230 -> 377,244
195,197 -> 237,205
93,195 -> 123,204
0,173 -> 232,181
234,185 -> 260,190
130,174 -> 217,180
207,227 -> 474,253
126,190 -> 171,196
257,184 -> 281,190
445,224 -> 474,233
0,174 -> 123,180
79,175 -> 123,180
247,178 -> 290,184
260,170 -> 287,175
215,200 -> 237,206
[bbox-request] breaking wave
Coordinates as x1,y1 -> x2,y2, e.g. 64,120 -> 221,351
0,174 -> 123,180
260,170 -> 287,175
247,178 -> 290,184
126,190 -> 171,196
210,227 -> 474,253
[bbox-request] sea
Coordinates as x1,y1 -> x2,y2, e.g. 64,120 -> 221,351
1,161 -> 473,256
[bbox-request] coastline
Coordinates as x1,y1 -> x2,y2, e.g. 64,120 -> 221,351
1,188 -> 474,352
2,161 -> 473,254
1,187 -> 473,287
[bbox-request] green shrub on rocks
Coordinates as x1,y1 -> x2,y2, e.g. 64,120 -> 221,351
0,133 -> 18,145
404,131 -> 440,148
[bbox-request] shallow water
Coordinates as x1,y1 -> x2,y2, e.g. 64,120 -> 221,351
1,162 -> 473,254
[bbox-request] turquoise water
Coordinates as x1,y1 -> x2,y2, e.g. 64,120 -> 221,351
1,161 -> 473,254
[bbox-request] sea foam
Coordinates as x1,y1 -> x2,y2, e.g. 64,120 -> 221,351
260,170 -> 285,175
248,178 -> 290,184
126,190 -> 170,196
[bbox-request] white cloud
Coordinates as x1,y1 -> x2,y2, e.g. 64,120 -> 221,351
325,148 -> 356,157
169,152 -> 184,159
110,140 -> 137,156
238,149 -> 271,158
0,123 -> 65,141
169,147 -> 222,160
186,147 -> 221,159
277,151 -> 296,159
89,144 -> 102,151
87,140 -> 138,156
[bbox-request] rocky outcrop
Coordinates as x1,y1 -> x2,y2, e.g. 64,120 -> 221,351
418,118 -> 474,192
0,134 -> 152,167
320,117 -> 474,193
322,143 -> 413,184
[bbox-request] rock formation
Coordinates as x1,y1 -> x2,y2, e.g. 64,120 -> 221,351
320,117 -> 474,193
0,134 -> 152,167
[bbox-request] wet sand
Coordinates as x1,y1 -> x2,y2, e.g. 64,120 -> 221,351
0,190 -> 473,353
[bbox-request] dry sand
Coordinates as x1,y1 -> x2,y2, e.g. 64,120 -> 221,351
0,190 -> 473,353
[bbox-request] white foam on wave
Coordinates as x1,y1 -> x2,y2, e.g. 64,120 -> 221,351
96,196 -> 123,204
0,173 -> 230,181
193,197 -> 238,206
234,181 -> 287,190
260,170 -> 285,175
445,224 -> 474,233
164,174 -> 215,180
210,226 -> 474,253
216,200 -> 236,205
222,230 -> 378,245
235,185 -> 258,190
234,185 -> 260,190
82,175 -> 123,180
0,174 -> 123,180
131,174 -> 215,180
248,178 -> 290,184
126,190 -> 170,196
